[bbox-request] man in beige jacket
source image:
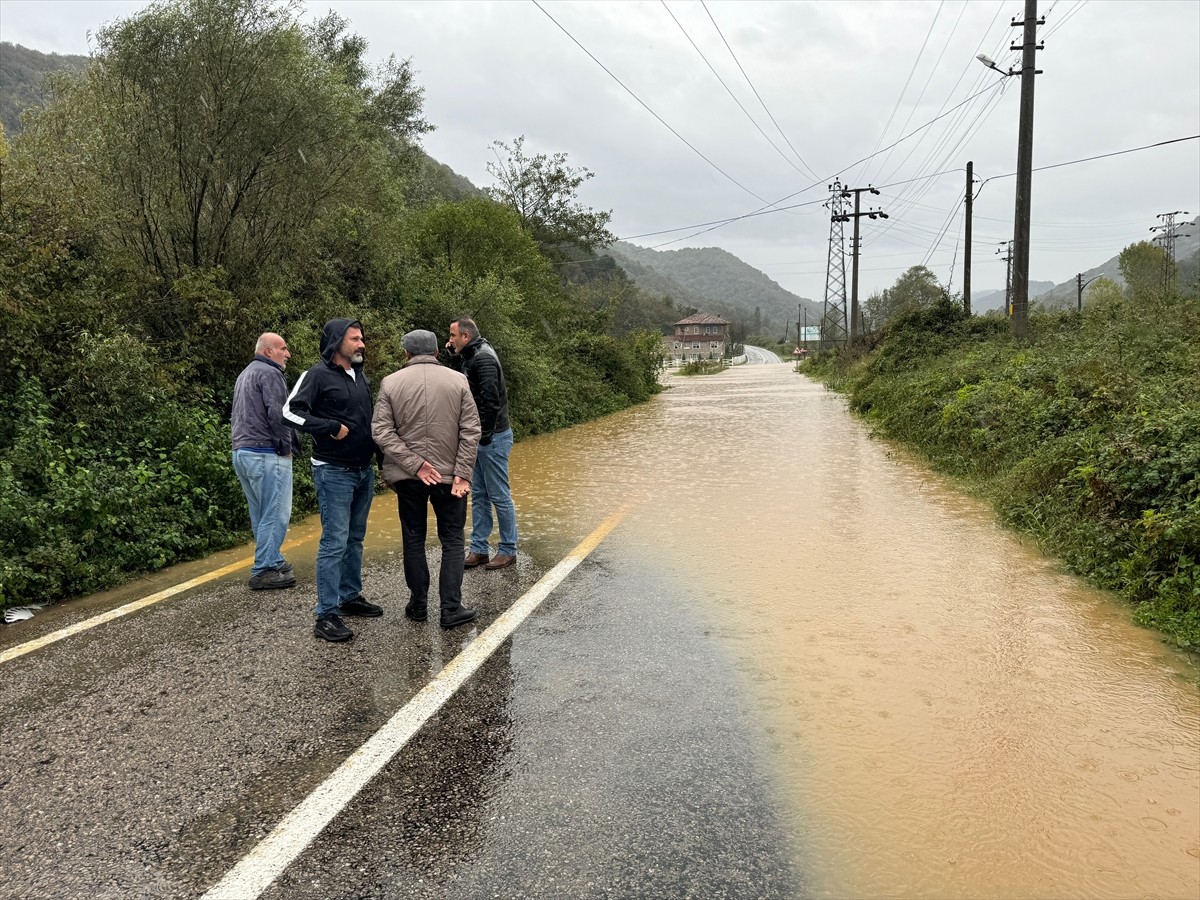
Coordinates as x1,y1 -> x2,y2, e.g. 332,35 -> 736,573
371,330 -> 481,628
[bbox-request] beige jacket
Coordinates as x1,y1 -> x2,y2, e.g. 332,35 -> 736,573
371,356 -> 481,485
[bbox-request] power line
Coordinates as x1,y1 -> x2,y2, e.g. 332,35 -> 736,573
621,124 -> 1192,250
1043,0 -> 1089,39
620,197 -> 830,241
980,134 -> 1200,183
876,4 -> 1015,211
643,81 -> 1006,250
531,0 -> 789,212
700,0 -> 822,181
859,0 -> 945,185
659,1 -> 813,182
871,0 -> 969,187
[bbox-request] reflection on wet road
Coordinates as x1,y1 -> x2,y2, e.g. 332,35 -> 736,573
511,364 -> 1200,899
1,363 -> 1197,899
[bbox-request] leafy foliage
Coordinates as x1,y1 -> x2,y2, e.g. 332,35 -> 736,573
486,135 -> 615,256
0,0 -> 661,609
808,266 -> 1200,648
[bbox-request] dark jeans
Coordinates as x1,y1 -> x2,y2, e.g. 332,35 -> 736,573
394,480 -> 468,611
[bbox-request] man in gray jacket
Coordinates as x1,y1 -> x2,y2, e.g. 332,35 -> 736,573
232,332 -> 300,590
372,330 -> 481,628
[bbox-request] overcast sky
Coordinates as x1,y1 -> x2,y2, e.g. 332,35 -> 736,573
2,0 -> 1198,301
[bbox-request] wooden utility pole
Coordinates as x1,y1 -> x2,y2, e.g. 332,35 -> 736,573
963,160 -> 973,315
1010,0 -> 1043,339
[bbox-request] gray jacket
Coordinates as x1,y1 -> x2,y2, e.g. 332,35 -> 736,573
232,355 -> 300,455
371,356 -> 480,485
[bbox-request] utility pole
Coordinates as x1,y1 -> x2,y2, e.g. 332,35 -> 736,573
802,305 -> 809,353
1150,210 -> 1192,293
1009,0 -> 1044,339
821,182 -> 850,350
997,241 -> 1014,316
1075,272 -> 1103,312
834,185 -> 888,343
963,160 -> 974,315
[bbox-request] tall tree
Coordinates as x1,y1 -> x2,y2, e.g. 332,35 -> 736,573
486,136 -> 615,257
15,0 -> 430,291
1118,241 -> 1169,301
863,265 -> 945,332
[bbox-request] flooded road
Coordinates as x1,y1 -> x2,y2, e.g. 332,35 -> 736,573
509,364 -> 1200,899
1,362 -> 1197,899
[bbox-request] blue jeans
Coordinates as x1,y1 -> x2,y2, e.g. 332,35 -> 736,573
312,464 -> 374,618
232,450 -> 293,576
470,427 -> 517,556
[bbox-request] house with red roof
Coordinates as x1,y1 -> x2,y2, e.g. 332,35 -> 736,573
663,313 -> 729,364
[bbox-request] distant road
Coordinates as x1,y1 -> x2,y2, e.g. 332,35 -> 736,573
743,344 -> 782,365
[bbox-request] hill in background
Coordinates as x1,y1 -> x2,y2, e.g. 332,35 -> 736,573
971,281 -> 1055,314
605,241 -> 821,335
1035,215 -> 1200,308
1,42 -> 89,133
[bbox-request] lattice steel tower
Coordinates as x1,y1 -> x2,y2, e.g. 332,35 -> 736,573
1150,210 -> 1191,292
821,182 -> 850,349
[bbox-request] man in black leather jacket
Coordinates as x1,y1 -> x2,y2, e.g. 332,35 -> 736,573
446,317 -> 518,570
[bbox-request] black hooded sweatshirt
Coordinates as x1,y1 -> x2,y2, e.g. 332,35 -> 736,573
282,318 -> 378,467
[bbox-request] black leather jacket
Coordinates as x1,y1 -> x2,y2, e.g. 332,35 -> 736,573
450,337 -> 510,446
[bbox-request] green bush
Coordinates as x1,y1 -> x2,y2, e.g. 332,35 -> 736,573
0,376 -> 248,605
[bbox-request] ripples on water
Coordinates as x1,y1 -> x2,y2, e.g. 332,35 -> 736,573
509,365 -> 1200,899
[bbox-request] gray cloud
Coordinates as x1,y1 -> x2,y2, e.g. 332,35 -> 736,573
3,0 -> 1197,301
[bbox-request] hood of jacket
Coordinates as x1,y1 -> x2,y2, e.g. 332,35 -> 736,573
320,318 -> 364,366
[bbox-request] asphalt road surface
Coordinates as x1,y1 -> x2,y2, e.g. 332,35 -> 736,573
742,345 -> 782,365
0,543 -> 806,899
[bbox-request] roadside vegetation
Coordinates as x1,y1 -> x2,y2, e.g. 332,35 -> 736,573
805,253 -> 1200,649
677,360 -> 728,376
0,0 -> 669,609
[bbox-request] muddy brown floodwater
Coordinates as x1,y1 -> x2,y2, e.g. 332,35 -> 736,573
13,361 -> 1193,899
507,363 -> 1199,899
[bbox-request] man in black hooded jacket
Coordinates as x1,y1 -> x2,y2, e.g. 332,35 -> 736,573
283,318 -> 383,642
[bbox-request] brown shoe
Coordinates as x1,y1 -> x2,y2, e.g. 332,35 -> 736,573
484,553 -> 516,570
464,552 -> 489,569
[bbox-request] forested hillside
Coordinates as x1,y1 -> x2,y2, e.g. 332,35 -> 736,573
606,241 -> 821,334
0,1 -> 664,608
0,42 -> 89,133
1036,216 -> 1200,308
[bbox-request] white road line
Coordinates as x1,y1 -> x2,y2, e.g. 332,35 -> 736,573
202,503 -> 632,900
0,537 -> 313,667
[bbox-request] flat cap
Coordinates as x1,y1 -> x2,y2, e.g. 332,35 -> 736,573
402,329 -> 438,357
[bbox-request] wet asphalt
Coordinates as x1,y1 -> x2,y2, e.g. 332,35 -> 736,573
0,546 -> 805,899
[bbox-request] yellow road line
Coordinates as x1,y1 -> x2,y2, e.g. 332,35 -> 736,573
0,537 -> 313,667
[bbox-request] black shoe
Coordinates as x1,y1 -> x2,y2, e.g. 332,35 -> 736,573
249,568 -> 296,590
404,601 -> 428,622
440,606 -> 478,629
314,613 -> 353,642
277,561 -> 294,577
339,596 -> 383,617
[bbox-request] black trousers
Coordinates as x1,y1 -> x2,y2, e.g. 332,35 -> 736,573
394,480 -> 467,610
